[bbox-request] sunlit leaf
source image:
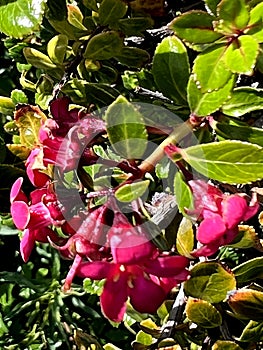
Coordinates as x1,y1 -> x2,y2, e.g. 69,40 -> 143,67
47,34 -> 68,65
174,171 -> 194,216
186,297 -> 222,328
247,2 -> 263,43
23,48 -> 57,70
212,341 -> 242,350
176,217 -> 194,258
115,180 -> 150,202
233,257 -> 263,284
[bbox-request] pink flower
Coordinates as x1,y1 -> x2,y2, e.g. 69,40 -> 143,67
189,180 -> 259,256
25,148 -> 50,187
77,254 -> 189,322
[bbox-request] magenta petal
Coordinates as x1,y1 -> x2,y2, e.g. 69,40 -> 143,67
11,201 -> 30,230
144,256 -> 189,278
129,274 -> 166,314
77,261 -> 114,280
191,242 -> 220,257
222,195 -> 248,229
20,229 -> 35,262
100,272 -> 128,322
10,177 -> 28,203
197,214 -> 226,244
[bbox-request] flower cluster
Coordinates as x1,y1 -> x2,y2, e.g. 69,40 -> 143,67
10,97 -> 190,322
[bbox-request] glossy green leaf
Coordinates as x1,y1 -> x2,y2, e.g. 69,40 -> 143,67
135,330 -> 152,346
48,18 -> 86,40
215,0 -> 249,34
169,11 -> 222,44
212,341 -> 242,350
115,180 -> 150,203
184,261 -> 236,303
224,35 -> 259,74
0,96 -> 15,115
222,87 -> 263,117
115,47 -> 149,68
14,105 -> 47,149
105,95 -> 148,159
211,118 -> 263,147
99,0 -> 127,26
186,297 -> 222,328
23,48 -> 57,70
67,4 -> 87,30
239,320 -> 263,342
175,140 -> 263,184
247,2 -> 263,43
47,34 -> 68,65
176,217 -> 194,258
193,44 -> 232,92
227,225 -> 258,249
118,17 -> 153,36
152,36 -> 190,104
233,257 -> 263,284
174,171 -> 194,216
187,74 -> 235,116
0,0 -> 46,38
84,31 -> 123,60
203,0 -> 221,15
228,288 -> 263,321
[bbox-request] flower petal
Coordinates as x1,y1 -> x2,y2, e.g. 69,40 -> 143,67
144,256 -> 189,278
129,274 -> 166,314
100,272 -> 128,322
77,261 -> 114,280
10,177 -> 28,203
222,195 -> 248,229
197,214 -> 226,244
11,201 -> 30,230
20,229 -> 35,262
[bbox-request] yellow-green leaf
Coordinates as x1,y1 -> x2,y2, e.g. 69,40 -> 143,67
186,297 -> 222,328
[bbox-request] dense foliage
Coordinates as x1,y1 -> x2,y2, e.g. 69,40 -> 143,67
1,0 -> 263,349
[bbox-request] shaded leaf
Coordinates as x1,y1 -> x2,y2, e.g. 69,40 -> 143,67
152,36 -> 190,104
227,288 -> 263,321
0,0 -> 46,38
67,4 -> 87,30
224,35 -> 259,75
169,11 -> 222,44
187,74 -> 235,116
105,95 -> 148,159
115,47 -> 149,68
184,261 -> 236,303
233,257 -> 263,284
186,297 -> 222,328
212,341 -> 242,350
228,225 -> 258,249
115,180 -> 150,203
23,48 -> 57,70
98,0 -> 127,26
84,31 -> 123,60
118,17 -> 153,36
239,320 -> 263,342
221,87 -> 263,117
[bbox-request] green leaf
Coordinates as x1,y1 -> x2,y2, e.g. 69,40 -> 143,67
118,17 -> 153,36
186,297 -> 222,328
82,0 -> 98,11
23,48 -> 57,70
224,35 -> 259,74
193,45 -> 232,92
84,31 -> 123,60
98,0 -> 127,26
233,257 -> 263,284
203,0 -> 221,15
115,47 -> 149,68
176,217 -> 194,258
47,34 -> 68,65
215,0 -> 249,34
14,104 -> 47,148
227,225 -> 258,249
221,87 -> 263,117
211,118 -> 263,147
0,96 -> 15,114
175,140 -> 263,184
11,89 -> 28,104
169,11 -> 223,44
184,261 -> 236,303
239,320 -> 263,342
115,180 -> 150,202
105,95 -> 148,159
228,288 -> 263,321
67,4 -> 87,30
152,36 -> 190,104
246,2 -> 263,43
187,74 -> 235,116
212,341 -> 242,350
174,171 -> 194,216
0,0 -> 46,38
135,330 -> 152,346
